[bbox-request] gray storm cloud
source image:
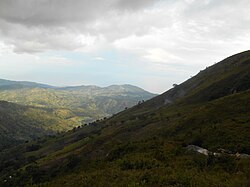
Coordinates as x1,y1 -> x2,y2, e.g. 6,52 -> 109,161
0,0 -> 156,25
0,0 -> 249,54
0,0 -> 159,53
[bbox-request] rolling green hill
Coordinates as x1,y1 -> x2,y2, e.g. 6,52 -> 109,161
0,51 -> 249,187
0,81 -> 156,121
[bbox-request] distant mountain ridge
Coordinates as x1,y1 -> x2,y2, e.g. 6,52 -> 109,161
0,80 -> 156,115
0,78 -> 54,90
0,79 -> 154,94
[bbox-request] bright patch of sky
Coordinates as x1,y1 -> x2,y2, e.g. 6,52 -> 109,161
0,0 -> 249,93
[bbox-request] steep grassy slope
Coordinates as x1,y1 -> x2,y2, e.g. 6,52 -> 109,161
0,51 -> 249,186
141,50 -> 250,109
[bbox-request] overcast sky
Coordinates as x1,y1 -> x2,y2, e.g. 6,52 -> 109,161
0,0 -> 249,93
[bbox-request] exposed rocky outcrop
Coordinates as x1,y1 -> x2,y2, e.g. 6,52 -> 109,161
186,145 -> 250,158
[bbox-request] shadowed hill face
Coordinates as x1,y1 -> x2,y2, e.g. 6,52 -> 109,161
0,51 -> 249,186
0,101 -> 51,149
0,100 -> 100,149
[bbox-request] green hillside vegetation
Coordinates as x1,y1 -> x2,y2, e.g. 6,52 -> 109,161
0,83 -> 155,149
0,101 -> 90,150
0,83 -> 156,125
0,51 -> 249,186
